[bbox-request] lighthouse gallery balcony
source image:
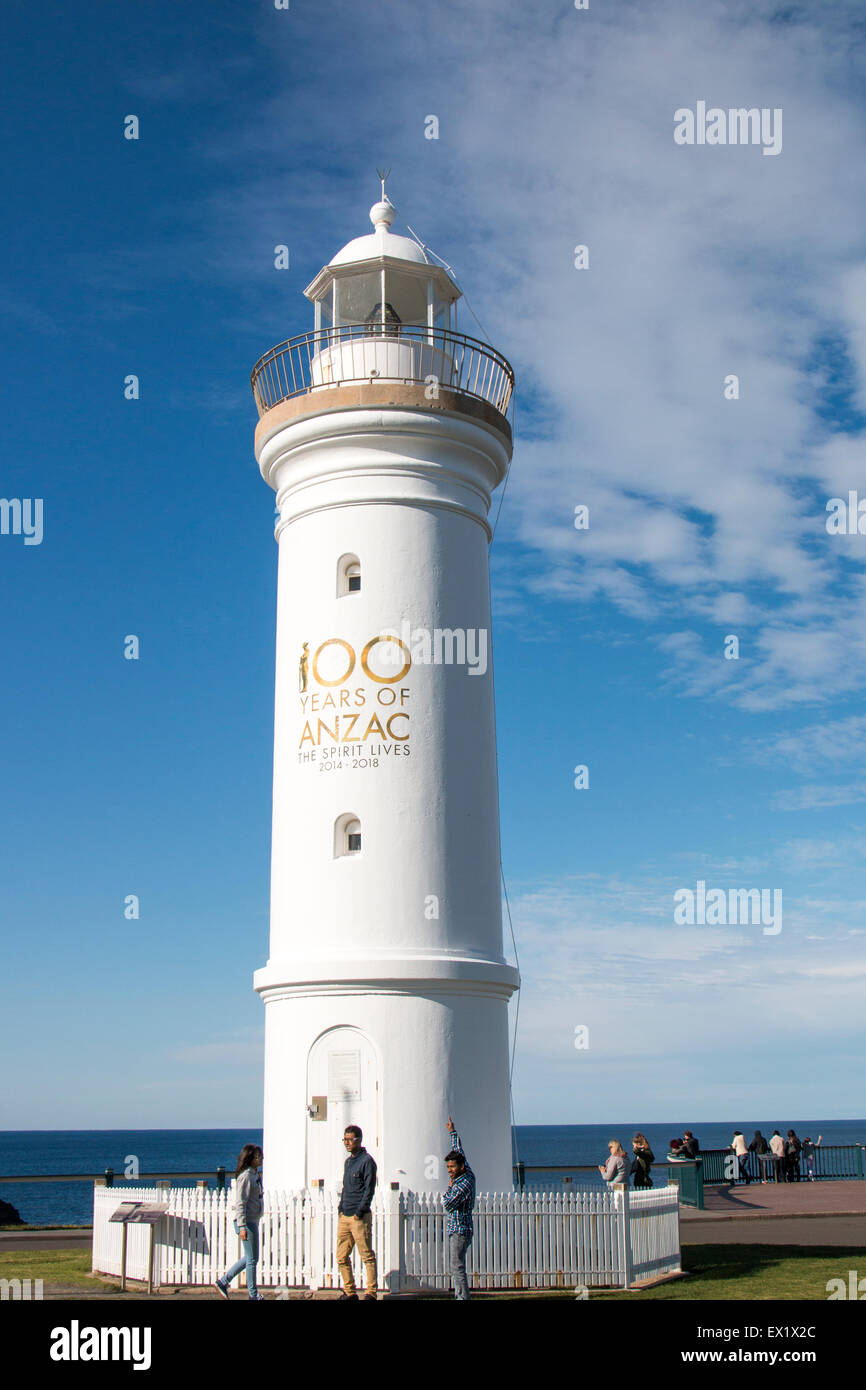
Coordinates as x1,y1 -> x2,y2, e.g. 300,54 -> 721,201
251,324 -> 514,431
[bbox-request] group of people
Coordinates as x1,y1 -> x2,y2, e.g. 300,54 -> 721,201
597,1125 -> 825,1189
728,1129 -> 822,1185
613,1127 -> 823,1187
214,1117 -> 475,1302
597,1130 -> 689,1188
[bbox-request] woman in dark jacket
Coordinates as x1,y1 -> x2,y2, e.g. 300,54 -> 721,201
631,1133 -> 655,1188
785,1130 -> 802,1182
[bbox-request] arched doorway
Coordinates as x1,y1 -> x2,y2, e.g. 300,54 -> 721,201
305,1026 -> 380,1188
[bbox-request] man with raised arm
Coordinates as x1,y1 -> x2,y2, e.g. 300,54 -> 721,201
443,1116 -> 476,1301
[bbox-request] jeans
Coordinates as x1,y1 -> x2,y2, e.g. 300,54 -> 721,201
449,1233 -> 472,1301
224,1219 -> 259,1296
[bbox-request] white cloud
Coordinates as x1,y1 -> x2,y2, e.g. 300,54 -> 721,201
120,0 -> 866,711
506,869 -> 866,1118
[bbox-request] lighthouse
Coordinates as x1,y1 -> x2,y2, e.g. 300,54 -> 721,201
251,188 -> 519,1194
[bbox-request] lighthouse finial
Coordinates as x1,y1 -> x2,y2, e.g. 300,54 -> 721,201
370,170 -> 396,231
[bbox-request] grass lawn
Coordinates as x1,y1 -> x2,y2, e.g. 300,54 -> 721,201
0,1224 -> 90,1232
582,1245 -> 866,1301
2,1244 -> 864,1299
0,1249 -> 121,1292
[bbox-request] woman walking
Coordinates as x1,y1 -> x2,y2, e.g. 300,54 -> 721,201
215,1143 -> 264,1301
631,1133 -> 655,1188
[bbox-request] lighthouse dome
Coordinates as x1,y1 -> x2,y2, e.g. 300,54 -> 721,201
303,190 -> 463,335
328,199 -> 431,267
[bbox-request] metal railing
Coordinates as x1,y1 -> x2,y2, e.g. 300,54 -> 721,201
513,1147 -> 866,1191
0,1168 -> 228,1189
698,1145 -> 865,1185
250,325 -> 514,419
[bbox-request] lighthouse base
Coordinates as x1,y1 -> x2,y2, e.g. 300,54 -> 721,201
258,975 -> 516,1194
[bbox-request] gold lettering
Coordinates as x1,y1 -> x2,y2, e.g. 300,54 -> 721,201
361,635 -> 411,684
386,712 -> 410,741
312,638 -> 355,687
342,712 -> 361,741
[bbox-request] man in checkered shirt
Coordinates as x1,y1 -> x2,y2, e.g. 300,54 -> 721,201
443,1116 -> 476,1301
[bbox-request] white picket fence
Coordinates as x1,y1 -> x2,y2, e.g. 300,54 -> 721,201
92,1182 -> 681,1292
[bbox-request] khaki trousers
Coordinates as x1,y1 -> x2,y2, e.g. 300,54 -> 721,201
336,1212 -> 378,1296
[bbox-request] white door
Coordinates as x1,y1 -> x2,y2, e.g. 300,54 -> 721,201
305,1027 -> 379,1189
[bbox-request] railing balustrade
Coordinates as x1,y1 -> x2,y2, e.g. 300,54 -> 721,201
694,1145 -> 864,1185
250,325 -> 514,419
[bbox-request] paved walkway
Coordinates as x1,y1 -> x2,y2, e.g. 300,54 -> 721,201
681,1181 -> 866,1245
0,1227 -> 91,1251
690,1180 -> 866,1217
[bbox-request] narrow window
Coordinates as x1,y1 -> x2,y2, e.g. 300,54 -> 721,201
337,553 -> 361,597
335,813 -> 361,857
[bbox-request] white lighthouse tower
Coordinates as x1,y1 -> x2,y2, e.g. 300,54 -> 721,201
251,188 -> 518,1194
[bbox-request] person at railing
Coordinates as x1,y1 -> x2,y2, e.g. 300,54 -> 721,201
801,1135 -> 822,1181
769,1129 -> 786,1182
749,1129 -> 772,1183
785,1130 -> 803,1183
443,1116 -> 476,1302
682,1130 -> 700,1159
666,1138 -> 690,1161
599,1139 -> 631,1184
728,1131 -> 752,1186
337,1125 -> 378,1302
631,1134 -> 655,1188
214,1143 -> 264,1301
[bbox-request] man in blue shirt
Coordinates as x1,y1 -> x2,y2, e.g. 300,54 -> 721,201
443,1116 -> 475,1301
337,1125 -> 378,1301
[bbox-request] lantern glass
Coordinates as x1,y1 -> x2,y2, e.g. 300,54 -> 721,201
317,285 -> 333,330
382,269 -> 428,329
432,285 -> 450,333
335,272 -> 382,327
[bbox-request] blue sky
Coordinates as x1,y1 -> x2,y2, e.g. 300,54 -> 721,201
2,0 -> 865,1128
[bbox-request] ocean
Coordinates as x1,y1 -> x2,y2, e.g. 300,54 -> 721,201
1,1120 -> 863,1226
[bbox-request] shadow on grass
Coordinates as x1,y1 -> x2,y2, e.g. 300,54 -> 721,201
681,1244 -> 859,1284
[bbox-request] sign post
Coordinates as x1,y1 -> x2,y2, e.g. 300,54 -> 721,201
109,1202 -> 169,1295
